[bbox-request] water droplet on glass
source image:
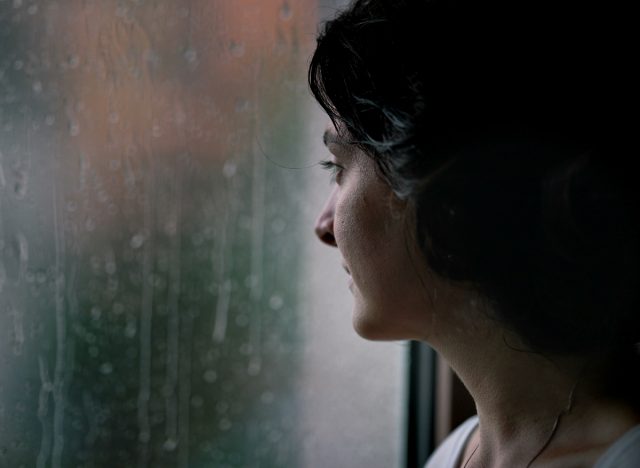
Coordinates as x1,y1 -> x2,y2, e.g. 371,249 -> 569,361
244,275 -> 259,289
69,122 -> 80,137
247,359 -> 261,376
91,306 -> 101,321
105,260 -> 116,275
13,170 -> 28,199
219,419 -> 232,431
16,234 -> 28,266
68,55 -> 80,69
13,60 -> 24,71
99,362 -> 113,375
269,295 -> 284,310
183,48 -> 198,64
279,2 -> 292,20
235,314 -> 249,327
269,429 -> 283,442
143,49 -> 160,66
223,161 -> 237,178
32,81 -> 42,93
260,391 -> 275,404
130,233 -> 145,249
124,322 -> 136,338
239,343 -> 252,355
163,438 -> 178,451
152,125 -> 162,138
215,401 -> 228,414
229,41 -> 245,57
0,159 -> 5,190
45,115 -> 55,126
235,98 -> 249,113
203,370 -> 217,383
36,270 -> 46,284
24,270 -> 34,283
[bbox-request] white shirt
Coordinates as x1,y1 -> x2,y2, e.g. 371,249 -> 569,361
425,416 -> 640,468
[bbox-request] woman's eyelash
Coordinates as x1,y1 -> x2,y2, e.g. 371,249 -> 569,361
319,160 -> 344,183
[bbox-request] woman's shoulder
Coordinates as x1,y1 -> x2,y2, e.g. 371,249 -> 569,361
424,416 -> 479,468
594,424 -> 640,468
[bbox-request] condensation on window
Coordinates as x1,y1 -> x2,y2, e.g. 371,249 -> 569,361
0,1 -> 404,467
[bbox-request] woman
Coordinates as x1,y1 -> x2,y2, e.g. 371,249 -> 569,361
310,0 -> 639,466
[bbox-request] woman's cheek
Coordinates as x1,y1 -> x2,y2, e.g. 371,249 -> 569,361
332,196 -> 349,247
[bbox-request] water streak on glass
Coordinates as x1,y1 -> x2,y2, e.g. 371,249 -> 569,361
211,169 -> 239,344
164,157 -> 182,454
249,139 -> 265,376
137,168 -> 154,468
51,174 -> 66,468
36,355 -> 52,468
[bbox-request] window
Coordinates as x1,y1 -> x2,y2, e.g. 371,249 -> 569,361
0,1 -> 406,467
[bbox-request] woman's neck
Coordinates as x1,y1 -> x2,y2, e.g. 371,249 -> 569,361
429,303 -> 640,467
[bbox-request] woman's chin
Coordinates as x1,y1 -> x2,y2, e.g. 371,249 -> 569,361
352,310 -> 406,342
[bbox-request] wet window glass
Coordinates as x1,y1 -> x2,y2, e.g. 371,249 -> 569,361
0,1 -> 404,467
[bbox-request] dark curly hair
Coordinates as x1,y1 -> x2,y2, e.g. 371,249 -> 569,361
309,0 -> 638,358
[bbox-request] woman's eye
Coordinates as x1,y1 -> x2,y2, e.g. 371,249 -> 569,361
319,160 -> 344,184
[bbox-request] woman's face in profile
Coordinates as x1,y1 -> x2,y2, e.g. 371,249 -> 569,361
314,125 -> 437,341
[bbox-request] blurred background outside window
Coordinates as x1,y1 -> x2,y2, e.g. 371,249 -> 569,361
0,1 -> 405,467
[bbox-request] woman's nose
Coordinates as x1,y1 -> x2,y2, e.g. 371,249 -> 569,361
315,188 -> 338,247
